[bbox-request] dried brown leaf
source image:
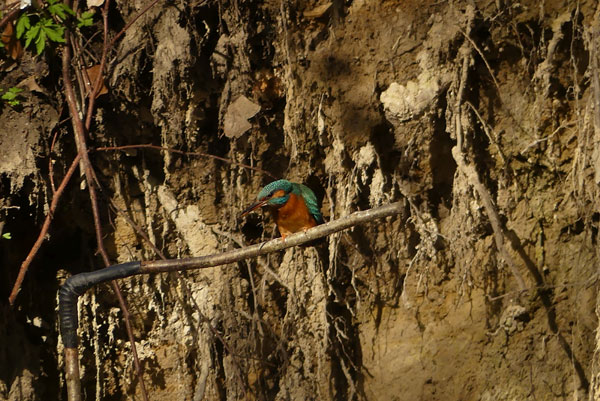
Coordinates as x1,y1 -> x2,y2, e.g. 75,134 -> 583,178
1,22 -> 23,61
84,64 -> 108,98
18,76 -> 45,94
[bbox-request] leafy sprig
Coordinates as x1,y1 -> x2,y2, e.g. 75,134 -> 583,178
77,11 -> 95,28
1,87 -> 23,106
17,14 -> 66,55
15,0 -> 94,55
47,0 -> 76,21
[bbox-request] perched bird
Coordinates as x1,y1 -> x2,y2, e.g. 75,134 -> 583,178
241,179 -> 324,240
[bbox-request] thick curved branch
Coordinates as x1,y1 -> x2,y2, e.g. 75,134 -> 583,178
144,202 -> 403,273
59,201 -> 403,347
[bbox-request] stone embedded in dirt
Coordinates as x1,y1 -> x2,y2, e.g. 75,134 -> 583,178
380,78 -> 440,122
87,0 -> 104,7
222,95 -> 261,138
303,2 -> 332,19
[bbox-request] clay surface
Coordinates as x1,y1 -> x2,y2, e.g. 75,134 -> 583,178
1,0 -> 600,400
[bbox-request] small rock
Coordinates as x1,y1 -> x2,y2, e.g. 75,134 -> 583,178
223,95 -> 261,139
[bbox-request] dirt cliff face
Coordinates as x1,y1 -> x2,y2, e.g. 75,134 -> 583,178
1,0 -> 600,399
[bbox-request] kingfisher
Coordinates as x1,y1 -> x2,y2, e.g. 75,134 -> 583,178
241,179 -> 324,240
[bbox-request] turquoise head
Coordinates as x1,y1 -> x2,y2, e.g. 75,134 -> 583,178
256,179 -> 293,206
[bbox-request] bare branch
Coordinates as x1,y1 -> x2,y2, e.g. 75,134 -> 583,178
7,154 -> 82,305
62,25 -> 150,401
95,143 -> 278,179
141,202 -> 403,273
0,2 -> 19,33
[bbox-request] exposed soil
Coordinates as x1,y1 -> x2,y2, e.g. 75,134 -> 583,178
1,0 -> 600,400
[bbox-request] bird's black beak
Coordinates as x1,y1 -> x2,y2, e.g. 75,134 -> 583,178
240,198 -> 270,218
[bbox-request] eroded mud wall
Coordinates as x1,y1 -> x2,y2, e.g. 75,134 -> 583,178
1,0 -> 600,400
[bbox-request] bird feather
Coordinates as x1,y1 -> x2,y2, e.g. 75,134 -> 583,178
292,183 -> 324,224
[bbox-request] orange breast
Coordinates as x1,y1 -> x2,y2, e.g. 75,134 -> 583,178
270,193 -> 317,238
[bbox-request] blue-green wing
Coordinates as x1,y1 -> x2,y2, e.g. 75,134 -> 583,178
294,184 -> 324,224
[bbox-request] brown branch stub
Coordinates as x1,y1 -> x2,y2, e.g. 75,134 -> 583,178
64,347 -> 82,401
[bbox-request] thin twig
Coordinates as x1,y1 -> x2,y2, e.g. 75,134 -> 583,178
69,37 -> 88,108
520,123 -> 574,154
465,101 -> 507,164
7,154 -> 82,305
95,143 -> 278,179
84,0 -> 110,128
49,130 -> 60,194
0,2 -> 20,33
108,0 -> 162,51
0,0 -> 19,13
459,28 -> 503,103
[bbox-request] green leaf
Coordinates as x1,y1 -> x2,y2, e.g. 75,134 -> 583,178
24,23 -> 40,49
6,87 -> 23,95
81,10 -> 95,19
77,10 -> 94,28
64,5 -> 76,16
16,14 -> 31,39
43,25 -> 65,43
35,29 -> 46,55
48,4 -> 66,19
1,88 -> 23,106
14,1 -> 74,56
48,2 -> 75,20
2,233 -> 11,240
